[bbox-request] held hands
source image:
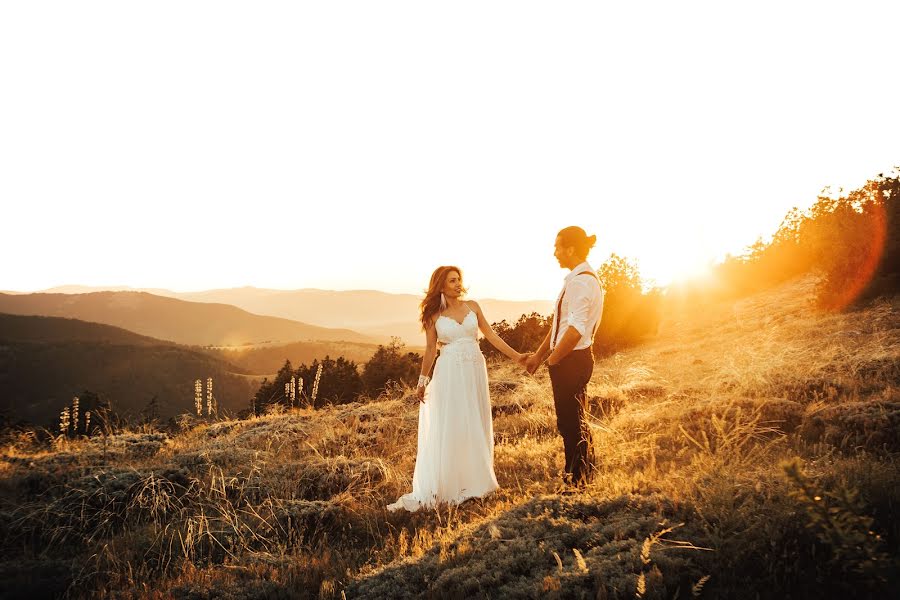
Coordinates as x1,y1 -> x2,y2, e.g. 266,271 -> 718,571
524,353 -> 542,374
516,352 -> 541,375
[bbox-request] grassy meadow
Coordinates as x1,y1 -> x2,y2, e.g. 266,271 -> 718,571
1,275 -> 898,599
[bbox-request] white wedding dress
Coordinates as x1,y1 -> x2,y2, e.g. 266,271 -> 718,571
388,310 -> 499,511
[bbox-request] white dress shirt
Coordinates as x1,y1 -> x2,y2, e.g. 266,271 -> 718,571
550,261 -> 604,351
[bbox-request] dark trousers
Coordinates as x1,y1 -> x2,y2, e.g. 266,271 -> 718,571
549,348 -> 595,485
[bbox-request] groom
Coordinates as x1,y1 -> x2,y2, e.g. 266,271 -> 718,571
525,226 -> 604,487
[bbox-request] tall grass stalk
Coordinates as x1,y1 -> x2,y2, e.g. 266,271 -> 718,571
194,379 -> 202,417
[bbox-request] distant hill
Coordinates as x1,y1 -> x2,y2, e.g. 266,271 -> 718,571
0,314 -> 260,427
27,286 -> 553,345
37,284 -> 176,296
0,312 -> 162,345
0,291 -> 379,346
173,288 -> 552,337
115,287 -> 552,345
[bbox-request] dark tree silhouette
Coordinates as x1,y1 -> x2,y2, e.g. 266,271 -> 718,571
297,355 -> 363,407
361,338 -> 420,397
480,312 -> 551,358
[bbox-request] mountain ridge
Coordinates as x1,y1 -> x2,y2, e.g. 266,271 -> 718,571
16,285 -> 554,345
0,291 -> 378,346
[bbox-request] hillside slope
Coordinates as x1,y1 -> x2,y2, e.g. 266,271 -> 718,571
0,312 -> 163,345
1,275 -> 897,599
0,314 -> 259,426
174,288 -> 553,346
0,291 -> 377,346
37,285 -> 554,345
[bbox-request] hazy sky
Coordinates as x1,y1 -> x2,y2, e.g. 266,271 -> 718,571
2,1 -> 898,301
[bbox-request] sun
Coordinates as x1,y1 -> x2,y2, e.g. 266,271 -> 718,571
636,250 -> 717,289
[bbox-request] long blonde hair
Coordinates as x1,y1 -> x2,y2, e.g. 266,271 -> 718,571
420,266 -> 465,330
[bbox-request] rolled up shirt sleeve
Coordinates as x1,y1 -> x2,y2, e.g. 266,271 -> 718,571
565,279 -> 592,337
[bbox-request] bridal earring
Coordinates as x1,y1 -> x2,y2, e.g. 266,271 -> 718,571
440,293 -> 447,310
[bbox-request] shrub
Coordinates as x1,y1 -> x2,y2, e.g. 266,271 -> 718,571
480,312 -> 551,358
253,355 -> 364,413
782,459 -> 895,592
361,338 -> 420,397
594,254 -> 663,356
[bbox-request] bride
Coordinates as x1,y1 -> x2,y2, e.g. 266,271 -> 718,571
388,265 -> 526,512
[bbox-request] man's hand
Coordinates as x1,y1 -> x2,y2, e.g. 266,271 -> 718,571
525,354 -> 542,374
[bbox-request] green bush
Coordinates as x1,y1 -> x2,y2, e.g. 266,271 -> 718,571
360,338 -> 420,397
480,312 -> 551,358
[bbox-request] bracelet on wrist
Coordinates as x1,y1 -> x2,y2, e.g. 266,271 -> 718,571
417,375 -> 431,388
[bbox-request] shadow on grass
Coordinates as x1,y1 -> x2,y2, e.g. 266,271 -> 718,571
350,493 -> 706,600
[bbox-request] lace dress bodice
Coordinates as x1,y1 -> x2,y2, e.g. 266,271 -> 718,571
436,311 -> 481,363
436,310 -> 478,343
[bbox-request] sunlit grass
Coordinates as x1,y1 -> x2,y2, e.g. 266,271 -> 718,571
1,274 -> 898,598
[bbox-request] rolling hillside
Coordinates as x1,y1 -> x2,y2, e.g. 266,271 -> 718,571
0,312 -> 163,345
0,291 -> 378,346
36,285 -> 554,345
0,314 -> 260,427
174,288 -> 553,345
2,275 -> 897,598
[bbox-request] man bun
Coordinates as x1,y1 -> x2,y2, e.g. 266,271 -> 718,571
557,226 -> 597,259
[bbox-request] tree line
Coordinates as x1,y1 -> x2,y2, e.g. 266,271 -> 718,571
708,169 -> 900,308
251,338 -> 420,414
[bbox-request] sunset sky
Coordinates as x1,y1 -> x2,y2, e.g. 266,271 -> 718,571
2,1 -> 898,301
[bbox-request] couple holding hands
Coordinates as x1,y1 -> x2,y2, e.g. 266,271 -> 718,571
389,226 -> 603,512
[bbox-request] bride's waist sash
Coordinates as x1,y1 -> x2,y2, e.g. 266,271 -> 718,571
438,337 -> 482,362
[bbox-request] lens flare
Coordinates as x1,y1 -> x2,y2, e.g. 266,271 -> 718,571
823,200 -> 888,311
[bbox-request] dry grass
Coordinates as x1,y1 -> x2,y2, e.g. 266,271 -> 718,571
1,274 -> 898,599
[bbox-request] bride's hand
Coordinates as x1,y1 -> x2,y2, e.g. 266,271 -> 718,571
515,352 -> 529,366
415,386 -> 425,403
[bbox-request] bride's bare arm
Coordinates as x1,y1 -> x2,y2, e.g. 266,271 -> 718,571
416,320 -> 439,401
468,301 -> 524,362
